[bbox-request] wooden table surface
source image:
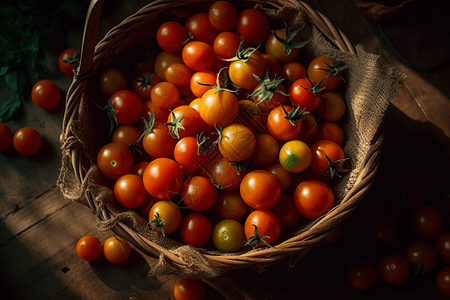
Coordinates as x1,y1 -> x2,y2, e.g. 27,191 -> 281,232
2,0 -> 450,299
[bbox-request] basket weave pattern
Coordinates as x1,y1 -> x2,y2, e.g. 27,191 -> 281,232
58,0 -> 406,280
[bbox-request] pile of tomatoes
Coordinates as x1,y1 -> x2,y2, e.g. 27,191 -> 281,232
93,0 -> 350,255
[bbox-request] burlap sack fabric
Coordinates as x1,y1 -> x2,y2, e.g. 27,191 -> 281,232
57,0 -> 406,281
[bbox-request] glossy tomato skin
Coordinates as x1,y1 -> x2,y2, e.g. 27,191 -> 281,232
31,79 -> 61,110
149,200 -> 182,235
215,190 -> 248,220
404,240 -> 439,274
218,124 -> 256,162
132,72 -> 160,102
98,68 -> 128,97
156,21 -> 188,53
279,140 -> 312,173
174,277 -> 206,300
166,105 -> 202,139
411,206 -> 444,239
281,61 -> 306,82
267,105 -> 302,141
190,70 -> 217,98
110,90 -> 143,125
185,12 -> 220,45
58,48 -> 80,76
251,133 -> 279,166
182,41 -> 217,71
181,176 -> 217,211
314,122 -> 344,147
264,29 -> 302,63
310,139 -> 346,175
154,51 -> 184,81
165,63 -> 192,87
240,170 -> 282,210
307,55 -> 343,92
269,194 -> 301,228
235,8 -> 270,46
180,213 -> 212,248
198,88 -> 239,127
229,49 -> 265,90
317,92 -> 346,122
346,260 -> 377,291
114,174 -> 148,209
378,254 -> 410,285
103,236 -> 131,264
97,142 -> 134,179
209,0 -> 237,31
76,235 -> 102,262
289,78 -> 322,111
436,232 -> 450,264
212,219 -> 245,252
296,111 -> 318,143
293,180 -> 334,220
112,125 -> 142,148
266,162 -> 292,192
141,100 -> 170,124
151,82 -> 180,109
207,156 -> 248,191
0,122 -> 13,152
436,267 -> 450,297
131,161 -> 151,178
244,209 -> 281,246
13,127 -> 42,156
143,158 -> 184,199
214,31 -> 241,59
142,121 -> 177,158
174,136 -> 207,170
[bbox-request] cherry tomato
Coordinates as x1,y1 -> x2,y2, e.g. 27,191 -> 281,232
377,254 -> 410,285
198,88 -> 239,127
97,142 -> 133,179
149,200 -> 182,235
240,170 -> 282,210
76,235 -> 102,261
143,158 -> 184,199
411,206 -> 444,239
141,100 -> 170,124
209,1 -> 237,31
235,9 -> 270,46
132,72 -> 160,102
31,79 -> 61,110
138,194 -> 160,217
103,236 -> 131,264
174,136 -> 207,170
404,240 -> 439,275
244,209 -> 281,246
166,105 -> 202,139
346,260 -> 377,291
215,190 -> 248,220
181,176 -> 217,211
314,122 -> 344,147
131,50 -> 155,74
114,174 -> 148,209
266,162 -> 292,192
98,68 -> 128,96
217,124 -> 256,162
228,49 -> 265,90
252,79 -> 287,111
279,140 -> 312,173
110,90 -> 143,125
13,127 -> 42,156
190,70 -> 217,98
154,51 -> 184,81
157,21 -> 188,53
251,134 -> 279,166
436,232 -> 450,264
281,61 -> 306,82
316,92 -> 346,122
264,27 -> 304,63
310,139 -> 347,177
436,267 -> 450,297
207,156 -> 247,191
293,180 -> 334,220
131,161 -> 151,178
267,105 -> 303,141
262,53 -> 282,80
141,120 -> 177,158
212,219 -> 245,252
269,194 -> 301,228
58,48 -> 80,76
185,12 -> 220,45
0,122 -> 13,152
180,213 -> 212,248
174,277 -> 206,300
112,125 -> 142,148
236,100 -> 265,135
213,31 -> 240,59
182,41 -> 217,71
307,55 -> 346,92
288,78 -> 322,111
151,82 -> 180,109
371,214 -> 399,244
165,63 -> 192,87
296,111 -> 318,143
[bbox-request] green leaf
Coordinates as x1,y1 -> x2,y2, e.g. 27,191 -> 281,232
0,66 -> 9,76
0,97 -> 21,123
0,7 -> 21,18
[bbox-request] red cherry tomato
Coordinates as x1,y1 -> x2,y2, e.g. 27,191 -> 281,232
436,267 -> 450,297
436,232 -> 450,264
235,8 -> 270,46
97,142 -> 133,179
185,12 -> 220,45
76,235 -> 102,262
149,200 -> 182,235
378,254 -> 410,285
110,90 -> 143,125
0,122 -> 14,152
180,213 -> 212,248
156,21 -> 188,53
31,79 -> 61,110
182,41 -> 217,71
405,240 -> 439,275
293,180 -> 334,220
346,260 -> 377,291
215,190 -> 248,220
13,127 -> 42,156
98,68 -> 128,96
288,78 -> 322,111
58,48 -> 80,76
240,170 -> 282,210
114,174 -> 148,209
181,175 -> 217,212
174,277 -> 206,300
209,0 -> 237,31
143,158 -> 183,200
103,236 -> 131,264
244,209 -> 281,247
411,206 -> 444,239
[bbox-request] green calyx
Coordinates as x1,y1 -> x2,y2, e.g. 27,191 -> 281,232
196,67 -> 238,94
165,110 -> 185,139
320,155 -> 350,179
208,172 -> 233,190
136,73 -> 152,87
148,212 -> 166,237
137,112 -> 156,143
244,225 -> 271,249
197,131 -> 213,155
221,36 -> 260,63
301,76 -> 327,95
248,68 -> 289,107
273,22 -> 310,56
62,51 -> 80,75
280,104 -> 307,126
93,99 -> 118,136
318,58 -> 348,82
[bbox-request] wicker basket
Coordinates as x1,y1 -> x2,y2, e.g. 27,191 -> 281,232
58,0 -> 404,290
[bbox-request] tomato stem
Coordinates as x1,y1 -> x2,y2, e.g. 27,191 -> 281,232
220,36 -> 260,63
136,112 -> 156,143
320,155 -> 350,179
249,68 -> 289,107
244,224 -> 271,249
280,104 -> 307,126
148,212 -> 166,237
165,110 -> 186,139
272,22 -> 310,56
317,58 -> 348,82
196,67 -> 238,94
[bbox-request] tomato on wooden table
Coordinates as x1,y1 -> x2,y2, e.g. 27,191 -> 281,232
346,260 -> 377,291
377,254 -> 410,285
240,170 -> 282,210
180,213 -> 212,248
174,277 -> 206,300
244,209 -> 281,247
31,79 -> 61,110
293,179 -> 334,220
13,127 -> 42,156
410,205 -> 444,239
0,122 -> 13,152
76,235 -> 102,262
405,240 -> 439,275
97,142 -> 134,179
103,236 -> 131,264
143,158 -> 184,200
436,232 -> 450,264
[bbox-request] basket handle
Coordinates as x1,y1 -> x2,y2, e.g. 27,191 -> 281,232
78,0 -> 106,75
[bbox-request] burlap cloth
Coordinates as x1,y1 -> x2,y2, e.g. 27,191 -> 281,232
57,0 -> 406,281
